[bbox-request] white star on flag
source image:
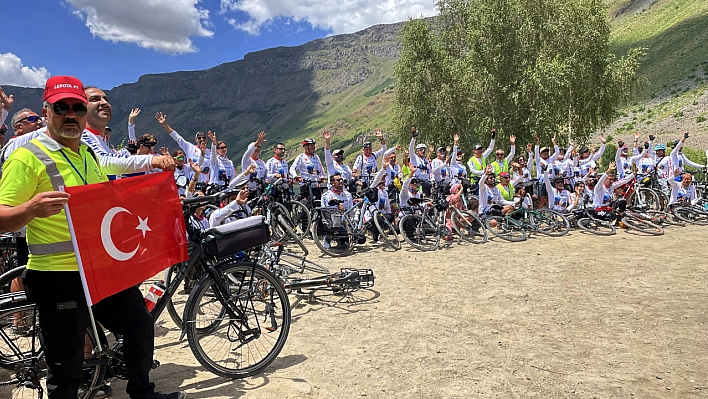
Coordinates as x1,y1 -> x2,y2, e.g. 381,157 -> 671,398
136,216 -> 151,238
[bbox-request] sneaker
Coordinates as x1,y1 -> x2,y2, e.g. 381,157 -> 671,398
323,238 -> 331,249
154,392 -> 187,399
374,240 -> 386,245
11,325 -> 31,336
94,384 -> 113,399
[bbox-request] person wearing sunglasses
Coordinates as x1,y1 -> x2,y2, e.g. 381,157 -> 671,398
11,109 -> 43,137
407,127 -> 433,195
290,137 -> 326,203
322,130 -> 353,189
240,131 -> 266,193
0,75 -> 185,399
157,111 -> 210,183
266,142 -> 289,181
352,128 -> 387,187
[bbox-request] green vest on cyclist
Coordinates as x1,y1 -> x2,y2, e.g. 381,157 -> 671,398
497,183 -> 515,201
491,159 -> 510,175
468,157 -> 486,181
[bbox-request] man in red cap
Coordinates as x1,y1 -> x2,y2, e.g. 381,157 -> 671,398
0,76 -> 185,399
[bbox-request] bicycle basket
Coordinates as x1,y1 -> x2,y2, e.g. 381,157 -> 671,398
205,216 -> 270,258
317,208 -> 343,231
435,199 -> 449,211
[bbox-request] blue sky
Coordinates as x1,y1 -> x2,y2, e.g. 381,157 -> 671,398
1,0 -> 436,90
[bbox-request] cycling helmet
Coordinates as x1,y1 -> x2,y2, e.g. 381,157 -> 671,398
332,149 -> 344,157
437,146 -> 446,153
362,141 -> 372,148
415,144 -> 427,151
301,138 -> 316,146
474,144 -> 484,150
195,131 -> 206,140
654,143 -> 666,151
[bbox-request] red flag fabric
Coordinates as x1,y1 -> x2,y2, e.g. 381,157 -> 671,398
64,172 -> 188,305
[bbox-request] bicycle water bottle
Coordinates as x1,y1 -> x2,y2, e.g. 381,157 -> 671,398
144,280 -> 167,311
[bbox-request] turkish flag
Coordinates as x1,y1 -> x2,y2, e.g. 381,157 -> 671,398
64,172 -> 188,305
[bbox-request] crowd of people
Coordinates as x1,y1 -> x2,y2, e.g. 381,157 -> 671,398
0,75 -> 707,399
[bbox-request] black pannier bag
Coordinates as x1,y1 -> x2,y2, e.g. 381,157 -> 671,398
316,207 -> 343,231
204,216 -> 270,257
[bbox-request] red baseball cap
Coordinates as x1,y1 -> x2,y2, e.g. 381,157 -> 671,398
43,76 -> 87,104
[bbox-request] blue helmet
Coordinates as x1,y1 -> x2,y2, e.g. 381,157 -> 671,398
654,144 -> 666,151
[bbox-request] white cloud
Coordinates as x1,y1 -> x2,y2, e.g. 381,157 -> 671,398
66,0 -> 214,54
220,0 -> 437,35
0,53 -> 50,88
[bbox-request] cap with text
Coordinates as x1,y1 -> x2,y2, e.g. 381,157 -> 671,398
43,76 -> 87,104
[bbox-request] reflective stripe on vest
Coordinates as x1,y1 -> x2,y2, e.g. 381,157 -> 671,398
497,183 -> 514,201
22,141 -> 73,256
469,157 -> 486,171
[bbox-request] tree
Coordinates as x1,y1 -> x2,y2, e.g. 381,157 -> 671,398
393,0 -> 646,154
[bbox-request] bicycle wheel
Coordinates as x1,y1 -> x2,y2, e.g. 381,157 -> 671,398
484,215 -> 527,242
629,188 -> 661,211
184,262 -> 291,379
0,301 -> 107,399
672,206 -> 708,225
266,202 -> 291,242
373,213 -> 401,250
398,214 -> 440,251
532,208 -> 571,237
451,210 -> 487,244
646,210 -> 686,227
311,222 -> 354,257
621,215 -> 664,235
653,189 -> 670,211
0,266 -> 24,296
165,263 -> 198,329
286,201 -> 312,240
278,252 -> 329,274
577,217 -> 616,236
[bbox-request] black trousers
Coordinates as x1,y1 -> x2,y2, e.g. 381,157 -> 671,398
23,270 -> 156,399
16,236 -> 29,267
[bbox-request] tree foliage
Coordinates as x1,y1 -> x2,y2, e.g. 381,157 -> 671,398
393,0 -> 646,154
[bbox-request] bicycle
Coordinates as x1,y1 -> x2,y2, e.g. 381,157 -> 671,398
447,184 -> 487,244
398,197 -> 446,251
670,201 -> 708,225
620,204 -> 665,235
484,206 -> 570,242
566,207 -> 616,236
0,196 -> 292,398
251,178 -> 311,241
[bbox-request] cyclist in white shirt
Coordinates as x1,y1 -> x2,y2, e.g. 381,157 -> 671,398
449,134 -> 467,182
322,130 -> 353,183
668,168 -> 698,206
240,131 -> 267,192
382,146 -> 403,187
430,146 -> 453,190
592,162 -> 634,214
533,133 -> 560,208
156,111 -> 210,183
353,128 -> 387,186
671,133 -> 705,173
576,136 -> 607,177
208,185 -> 251,227
290,137 -> 326,203
543,169 -> 573,213
633,137 -> 656,177
265,142 -> 289,181
479,165 -> 516,217
408,127 -> 432,195
399,167 -> 422,208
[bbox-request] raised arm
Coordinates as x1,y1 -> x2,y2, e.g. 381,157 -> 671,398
482,129 -> 496,159
590,137 -> 607,162
127,108 -> 140,141
505,135 -> 516,163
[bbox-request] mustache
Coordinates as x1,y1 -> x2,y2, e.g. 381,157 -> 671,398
63,118 -> 79,124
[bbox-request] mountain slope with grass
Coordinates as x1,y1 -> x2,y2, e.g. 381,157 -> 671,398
3,0 -> 707,165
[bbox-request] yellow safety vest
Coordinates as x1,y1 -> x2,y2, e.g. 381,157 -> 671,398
497,183 -> 514,201
491,159 -> 510,175
468,156 -> 486,181
0,134 -> 106,271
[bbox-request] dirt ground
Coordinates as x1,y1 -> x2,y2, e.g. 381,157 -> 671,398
86,225 -> 708,398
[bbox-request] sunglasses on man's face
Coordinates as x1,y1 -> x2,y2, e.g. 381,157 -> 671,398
175,156 -> 185,161
196,136 -> 207,141
275,147 -> 285,151
496,153 -> 504,156
217,146 -> 228,150
333,178 -> 344,182
52,102 -> 88,117
18,115 -> 42,124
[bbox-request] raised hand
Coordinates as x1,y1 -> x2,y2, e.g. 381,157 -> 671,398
189,161 -> 202,175
374,128 -> 383,138
128,108 -> 141,124
509,135 -> 516,145
454,133 -> 460,142
207,131 -> 216,144
608,161 -> 616,171
198,140 -> 207,156
674,168 -> 681,177
246,163 -> 257,174
552,133 -> 557,145
151,155 -> 176,171
526,143 -> 532,152
0,88 -> 14,110
533,133 -> 540,145
485,164 -> 493,174
322,131 -> 331,141
634,132 -> 640,141
256,131 -> 267,145
395,144 -> 402,151
599,136 -> 606,144
446,145 -> 451,152
154,112 -> 167,124
159,147 -> 169,156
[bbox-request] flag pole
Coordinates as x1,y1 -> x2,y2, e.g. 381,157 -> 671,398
61,186 -> 102,353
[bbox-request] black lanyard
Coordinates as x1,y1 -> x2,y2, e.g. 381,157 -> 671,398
58,149 -> 88,185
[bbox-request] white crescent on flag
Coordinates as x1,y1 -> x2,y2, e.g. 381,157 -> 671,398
101,207 -> 139,261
